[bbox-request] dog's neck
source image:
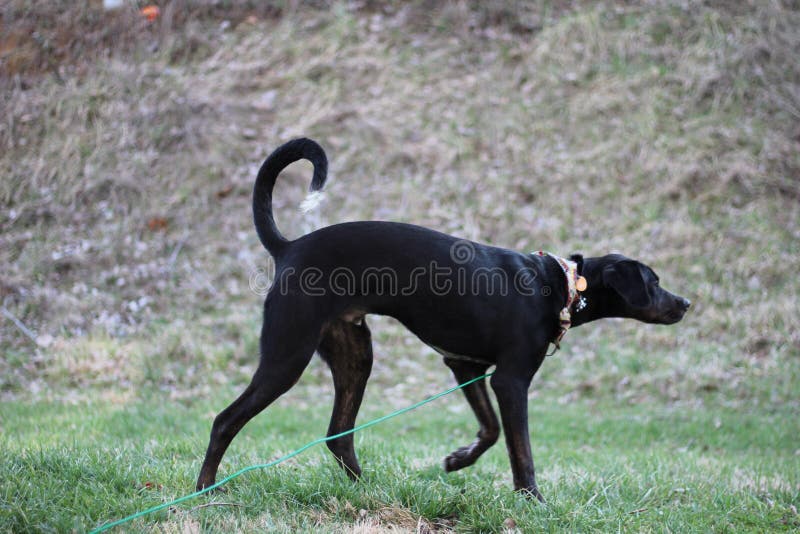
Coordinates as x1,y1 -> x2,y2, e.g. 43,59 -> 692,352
534,251 -> 584,312
569,256 -> 627,327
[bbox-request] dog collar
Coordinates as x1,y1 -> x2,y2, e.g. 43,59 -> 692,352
534,251 -> 587,354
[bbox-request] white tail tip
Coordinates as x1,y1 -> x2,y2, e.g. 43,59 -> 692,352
300,190 -> 325,213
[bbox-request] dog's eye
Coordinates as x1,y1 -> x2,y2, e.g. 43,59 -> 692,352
653,279 -> 660,287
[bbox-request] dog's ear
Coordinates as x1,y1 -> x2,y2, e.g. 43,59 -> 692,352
569,254 -> 584,275
602,261 -> 651,308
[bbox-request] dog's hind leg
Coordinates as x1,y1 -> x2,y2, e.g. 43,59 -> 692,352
442,358 -> 500,472
196,307 -> 322,491
317,317 -> 373,480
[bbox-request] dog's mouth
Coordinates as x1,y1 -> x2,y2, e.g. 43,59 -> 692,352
660,308 -> 687,324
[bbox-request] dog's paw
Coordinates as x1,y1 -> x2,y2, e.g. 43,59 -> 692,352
442,446 -> 476,472
195,480 -> 227,494
517,485 -> 546,503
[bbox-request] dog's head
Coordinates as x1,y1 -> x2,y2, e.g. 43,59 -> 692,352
591,254 -> 691,324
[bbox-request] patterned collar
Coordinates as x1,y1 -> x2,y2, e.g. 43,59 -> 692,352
534,251 -> 587,354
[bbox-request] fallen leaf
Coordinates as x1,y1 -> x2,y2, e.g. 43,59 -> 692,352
140,5 -> 160,22
216,185 -> 234,199
147,217 -> 168,231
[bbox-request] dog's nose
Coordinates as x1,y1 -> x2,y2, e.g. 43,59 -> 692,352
680,297 -> 691,310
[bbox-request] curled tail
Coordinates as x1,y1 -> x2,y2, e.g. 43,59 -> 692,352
252,138 -> 328,256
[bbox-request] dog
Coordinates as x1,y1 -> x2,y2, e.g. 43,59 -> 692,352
196,138 -> 690,501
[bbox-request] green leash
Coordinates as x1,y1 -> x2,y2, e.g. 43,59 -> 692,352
91,371 -> 495,533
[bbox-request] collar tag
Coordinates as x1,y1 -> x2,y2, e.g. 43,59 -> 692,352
576,276 -> 587,292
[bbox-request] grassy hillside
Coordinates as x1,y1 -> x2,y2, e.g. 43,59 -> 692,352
1,1 -> 799,531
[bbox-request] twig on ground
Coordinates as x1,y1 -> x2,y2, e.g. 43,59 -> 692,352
1,304 -> 39,346
167,233 -> 190,273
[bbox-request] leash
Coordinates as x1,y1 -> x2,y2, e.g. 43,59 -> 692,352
90,371 -> 495,533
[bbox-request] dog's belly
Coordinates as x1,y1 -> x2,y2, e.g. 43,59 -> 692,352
427,344 -> 495,366
374,306 -> 498,362
336,301 -> 498,363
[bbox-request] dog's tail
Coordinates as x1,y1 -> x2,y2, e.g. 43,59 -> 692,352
252,138 -> 328,256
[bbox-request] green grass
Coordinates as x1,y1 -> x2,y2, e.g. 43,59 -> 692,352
1,381 -> 798,532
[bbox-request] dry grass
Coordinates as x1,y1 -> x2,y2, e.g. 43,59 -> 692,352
1,1 -> 798,405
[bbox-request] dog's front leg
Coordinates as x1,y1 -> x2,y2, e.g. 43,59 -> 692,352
490,364 -> 545,502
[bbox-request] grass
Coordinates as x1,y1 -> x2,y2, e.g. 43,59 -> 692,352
1,0 -> 799,531
2,379 -> 798,532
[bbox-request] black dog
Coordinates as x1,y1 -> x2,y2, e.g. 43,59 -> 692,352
196,138 -> 690,501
